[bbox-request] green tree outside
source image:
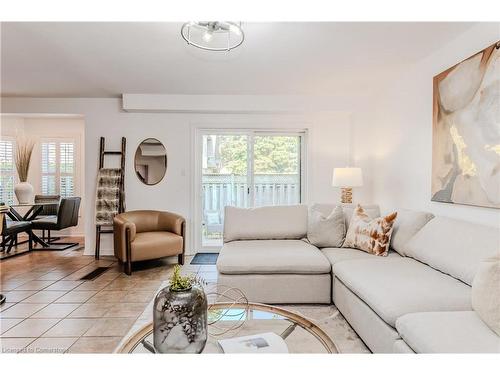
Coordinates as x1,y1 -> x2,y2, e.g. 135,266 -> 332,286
217,135 -> 299,175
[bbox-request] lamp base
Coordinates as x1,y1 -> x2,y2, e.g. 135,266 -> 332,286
340,187 -> 353,204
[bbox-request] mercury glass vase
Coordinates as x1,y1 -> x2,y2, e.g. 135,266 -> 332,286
153,284 -> 208,353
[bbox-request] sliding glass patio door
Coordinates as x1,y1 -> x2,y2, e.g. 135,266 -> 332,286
201,133 -> 250,248
197,130 -> 305,251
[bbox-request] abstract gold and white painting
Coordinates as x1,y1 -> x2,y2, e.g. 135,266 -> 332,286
432,41 -> 500,209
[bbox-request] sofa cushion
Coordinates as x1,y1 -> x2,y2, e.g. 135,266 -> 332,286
472,256 -> 500,335
404,216 -> 499,285
327,249 -> 401,306
334,277 -> 400,353
223,205 -> 308,242
130,232 -> 183,261
396,311 -> 500,353
322,247 -> 401,267
390,209 -> 434,255
217,240 -> 331,275
307,203 -> 380,230
333,258 -> 472,327
307,204 -> 345,248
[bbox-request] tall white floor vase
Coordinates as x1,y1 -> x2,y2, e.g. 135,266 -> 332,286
14,182 -> 34,204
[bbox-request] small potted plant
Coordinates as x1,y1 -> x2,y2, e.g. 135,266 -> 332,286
153,265 -> 208,353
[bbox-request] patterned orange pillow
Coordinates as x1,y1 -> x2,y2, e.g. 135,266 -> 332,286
342,205 -> 397,256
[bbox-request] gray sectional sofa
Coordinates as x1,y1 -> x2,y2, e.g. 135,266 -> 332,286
216,204 -> 500,353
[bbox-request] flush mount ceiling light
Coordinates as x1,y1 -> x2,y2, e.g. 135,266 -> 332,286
181,21 -> 244,51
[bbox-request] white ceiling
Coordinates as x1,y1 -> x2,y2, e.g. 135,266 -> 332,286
1,22 -> 476,97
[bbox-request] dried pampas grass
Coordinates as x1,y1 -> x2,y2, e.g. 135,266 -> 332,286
15,138 -> 35,182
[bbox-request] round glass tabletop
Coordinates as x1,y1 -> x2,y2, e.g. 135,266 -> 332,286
116,302 -> 338,354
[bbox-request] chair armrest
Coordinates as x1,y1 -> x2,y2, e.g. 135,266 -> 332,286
113,213 -> 137,261
158,211 -> 185,236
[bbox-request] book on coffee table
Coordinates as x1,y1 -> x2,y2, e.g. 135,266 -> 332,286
218,332 -> 289,353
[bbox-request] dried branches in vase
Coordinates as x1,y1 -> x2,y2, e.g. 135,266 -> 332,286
15,138 -> 35,182
14,138 -> 35,204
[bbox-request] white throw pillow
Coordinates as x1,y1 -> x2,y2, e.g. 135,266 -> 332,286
472,256 -> 500,336
390,209 -> 434,255
307,204 -> 345,248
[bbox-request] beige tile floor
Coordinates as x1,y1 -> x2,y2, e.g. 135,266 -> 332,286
0,240 -> 213,353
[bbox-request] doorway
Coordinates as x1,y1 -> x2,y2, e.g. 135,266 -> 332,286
195,129 -> 306,252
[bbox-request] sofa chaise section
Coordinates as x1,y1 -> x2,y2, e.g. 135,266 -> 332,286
217,205 -> 332,304
217,239 -> 332,303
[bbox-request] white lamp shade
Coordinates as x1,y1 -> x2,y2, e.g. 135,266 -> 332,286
332,167 -> 363,187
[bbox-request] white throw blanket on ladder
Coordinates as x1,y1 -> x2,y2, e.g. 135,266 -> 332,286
95,168 -> 123,226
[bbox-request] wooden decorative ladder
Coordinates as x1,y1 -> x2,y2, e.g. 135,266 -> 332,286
95,136 -> 126,259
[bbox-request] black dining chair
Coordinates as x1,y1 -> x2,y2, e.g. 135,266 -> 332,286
31,197 -> 81,250
1,213 -> 33,253
34,194 -> 60,240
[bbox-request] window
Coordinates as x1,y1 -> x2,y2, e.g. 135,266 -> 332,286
41,139 -> 75,197
0,139 -> 15,205
41,142 -> 56,195
59,142 -> 75,197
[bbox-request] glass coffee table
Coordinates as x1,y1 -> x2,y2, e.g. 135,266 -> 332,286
116,302 -> 338,353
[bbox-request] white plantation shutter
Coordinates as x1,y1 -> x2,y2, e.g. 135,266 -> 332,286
41,142 -> 57,195
59,142 -> 75,197
41,139 -> 76,197
0,139 -> 15,205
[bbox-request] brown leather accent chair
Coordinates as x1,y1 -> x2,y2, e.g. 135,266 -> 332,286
113,210 -> 186,275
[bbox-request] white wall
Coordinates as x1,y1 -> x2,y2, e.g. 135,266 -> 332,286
354,23 -> 500,227
1,97 -> 358,256
0,115 -> 86,235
